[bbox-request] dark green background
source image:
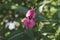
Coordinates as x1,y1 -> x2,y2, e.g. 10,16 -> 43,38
0,0 -> 60,40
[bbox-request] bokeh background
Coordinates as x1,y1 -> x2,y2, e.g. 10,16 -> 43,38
0,0 -> 60,40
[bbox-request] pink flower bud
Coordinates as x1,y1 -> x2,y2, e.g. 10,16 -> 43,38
23,18 -> 35,28
26,9 -> 36,19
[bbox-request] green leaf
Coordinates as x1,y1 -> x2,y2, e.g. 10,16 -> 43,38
15,6 -> 28,14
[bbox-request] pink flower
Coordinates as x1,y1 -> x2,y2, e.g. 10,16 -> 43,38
23,18 -> 35,28
26,9 -> 36,19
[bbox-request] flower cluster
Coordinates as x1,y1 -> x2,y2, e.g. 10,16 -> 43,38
23,9 -> 36,28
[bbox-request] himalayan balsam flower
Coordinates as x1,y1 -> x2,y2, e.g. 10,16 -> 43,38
5,22 -> 15,30
5,21 -> 20,30
26,9 -> 36,19
23,18 -> 35,28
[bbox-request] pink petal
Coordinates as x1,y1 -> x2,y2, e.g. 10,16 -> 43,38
23,18 -> 35,28
26,9 -> 36,19
28,19 -> 35,28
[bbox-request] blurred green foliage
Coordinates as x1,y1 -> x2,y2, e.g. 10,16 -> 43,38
0,0 -> 60,40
